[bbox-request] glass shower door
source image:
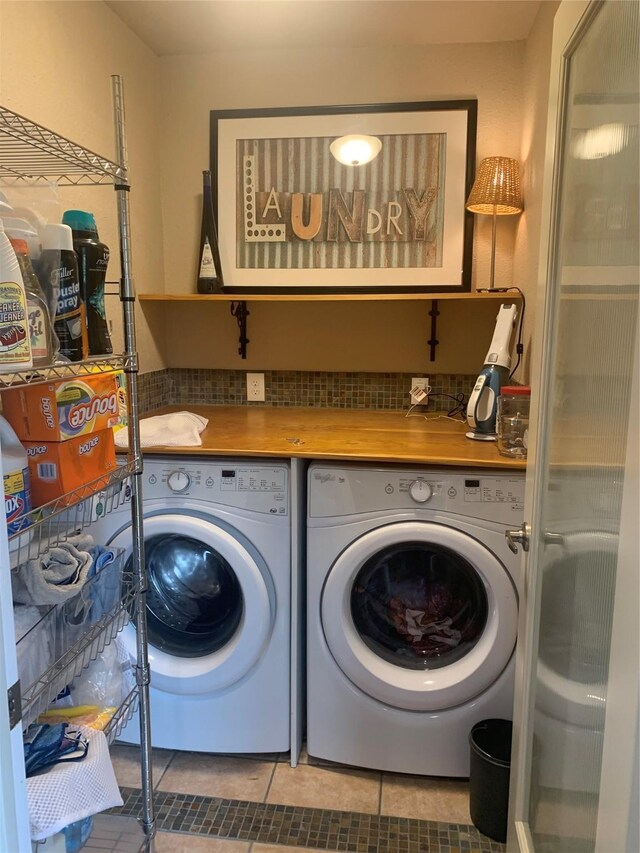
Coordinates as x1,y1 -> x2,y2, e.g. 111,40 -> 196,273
508,1 -> 639,851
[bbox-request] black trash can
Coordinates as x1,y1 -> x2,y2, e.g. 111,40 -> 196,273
469,718 -> 513,843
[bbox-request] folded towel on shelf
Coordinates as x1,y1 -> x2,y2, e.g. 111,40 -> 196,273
12,539 -> 94,606
113,410 -> 208,449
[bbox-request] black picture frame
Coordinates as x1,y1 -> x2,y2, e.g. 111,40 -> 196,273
210,99 -> 477,294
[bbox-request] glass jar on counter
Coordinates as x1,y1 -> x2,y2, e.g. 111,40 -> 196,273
497,386 -> 531,458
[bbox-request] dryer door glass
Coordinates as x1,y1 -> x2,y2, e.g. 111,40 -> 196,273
351,541 -> 488,670
126,534 -> 243,658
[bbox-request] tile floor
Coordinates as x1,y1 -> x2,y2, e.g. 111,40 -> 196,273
109,744 -> 472,824
80,744 -> 503,852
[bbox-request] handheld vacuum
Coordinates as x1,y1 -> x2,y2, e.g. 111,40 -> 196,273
466,302 -> 518,441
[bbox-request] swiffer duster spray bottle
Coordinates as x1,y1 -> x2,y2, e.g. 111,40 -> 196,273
39,223 -> 87,362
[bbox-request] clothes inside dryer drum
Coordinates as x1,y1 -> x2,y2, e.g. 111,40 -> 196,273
350,541 -> 488,671
125,534 -> 243,658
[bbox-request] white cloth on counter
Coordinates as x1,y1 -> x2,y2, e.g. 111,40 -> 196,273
114,410 -> 208,448
27,726 -> 122,841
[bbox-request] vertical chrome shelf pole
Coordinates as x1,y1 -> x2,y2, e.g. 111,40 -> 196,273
111,74 -> 155,845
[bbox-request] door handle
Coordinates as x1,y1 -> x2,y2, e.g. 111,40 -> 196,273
505,523 -> 531,554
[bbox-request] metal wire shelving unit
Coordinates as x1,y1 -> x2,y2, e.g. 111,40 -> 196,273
0,77 -> 155,846
0,355 -> 134,388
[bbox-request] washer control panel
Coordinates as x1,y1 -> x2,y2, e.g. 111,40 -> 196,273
139,460 -> 288,515
309,464 -> 524,524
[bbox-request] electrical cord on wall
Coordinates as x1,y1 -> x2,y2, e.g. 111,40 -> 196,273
406,391 -> 468,423
506,286 -> 526,378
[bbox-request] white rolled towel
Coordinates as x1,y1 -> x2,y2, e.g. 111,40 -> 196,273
114,411 -> 208,449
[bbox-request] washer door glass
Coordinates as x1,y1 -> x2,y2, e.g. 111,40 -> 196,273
112,513 -> 273,695
322,521 -> 518,711
127,533 -> 243,658
351,541 -> 488,671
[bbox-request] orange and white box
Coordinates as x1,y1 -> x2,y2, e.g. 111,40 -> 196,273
24,428 -> 117,506
1,372 -> 122,442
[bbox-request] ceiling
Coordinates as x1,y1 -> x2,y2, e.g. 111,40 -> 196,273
106,0 -> 543,57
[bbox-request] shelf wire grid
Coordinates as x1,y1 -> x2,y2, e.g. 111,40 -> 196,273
20,572 -> 138,730
0,355 -> 132,389
0,105 -> 125,186
104,686 -> 139,745
9,461 -> 136,570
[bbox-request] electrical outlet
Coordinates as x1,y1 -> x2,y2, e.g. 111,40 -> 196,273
410,377 -> 430,405
246,372 -> 265,402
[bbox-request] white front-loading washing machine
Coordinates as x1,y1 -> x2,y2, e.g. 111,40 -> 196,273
307,462 -> 525,777
90,456 -> 290,754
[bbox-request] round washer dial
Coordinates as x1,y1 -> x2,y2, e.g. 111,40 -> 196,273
167,470 -> 191,493
409,479 -> 432,503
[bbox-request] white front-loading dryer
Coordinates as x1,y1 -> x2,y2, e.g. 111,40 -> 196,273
90,456 -> 291,754
307,462 -> 525,777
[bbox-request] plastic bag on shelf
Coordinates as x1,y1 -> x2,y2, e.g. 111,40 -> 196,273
43,637 -> 135,730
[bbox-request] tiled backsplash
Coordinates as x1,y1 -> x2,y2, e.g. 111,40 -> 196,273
138,369 -> 476,415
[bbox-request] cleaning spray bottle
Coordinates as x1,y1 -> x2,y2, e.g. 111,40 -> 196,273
0,414 -> 32,549
0,218 -> 32,372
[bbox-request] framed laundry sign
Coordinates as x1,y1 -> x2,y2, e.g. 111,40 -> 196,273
210,100 -> 477,293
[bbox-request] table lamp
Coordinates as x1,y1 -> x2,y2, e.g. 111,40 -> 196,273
466,157 -> 523,290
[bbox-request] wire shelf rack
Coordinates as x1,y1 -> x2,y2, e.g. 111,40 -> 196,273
0,356 -> 132,389
0,105 -> 126,186
104,687 -> 139,746
9,461 -> 135,570
20,572 -> 137,730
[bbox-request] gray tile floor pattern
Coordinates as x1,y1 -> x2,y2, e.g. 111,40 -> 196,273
78,745 -> 504,853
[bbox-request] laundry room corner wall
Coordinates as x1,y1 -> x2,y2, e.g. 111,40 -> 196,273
0,0 -> 167,373
512,0 -> 560,385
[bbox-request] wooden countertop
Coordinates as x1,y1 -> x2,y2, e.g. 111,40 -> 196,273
141,406 -> 526,470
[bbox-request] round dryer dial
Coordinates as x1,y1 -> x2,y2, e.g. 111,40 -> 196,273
409,479 -> 432,503
167,470 -> 191,493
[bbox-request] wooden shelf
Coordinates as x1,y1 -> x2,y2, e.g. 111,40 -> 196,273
140,289 -> 522,359
139,291 -> 521,303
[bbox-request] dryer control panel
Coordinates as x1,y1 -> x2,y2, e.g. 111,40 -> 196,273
309,464 -> 524,525
137,459 -> 288,515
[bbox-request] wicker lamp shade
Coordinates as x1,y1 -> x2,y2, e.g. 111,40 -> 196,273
466,157 -> 524,215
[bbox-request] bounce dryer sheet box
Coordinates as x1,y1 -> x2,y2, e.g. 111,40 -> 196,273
24,428 -> 117,506
1,372 -> 122,442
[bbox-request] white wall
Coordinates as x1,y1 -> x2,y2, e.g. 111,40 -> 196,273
0,1 -> 560,377
157,41 -> 527,373
513,0 -> 560,383
0,0 -> 167,372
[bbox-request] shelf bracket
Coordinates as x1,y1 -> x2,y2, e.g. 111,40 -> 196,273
7,679 -> 21,730
230,301 -> 250,359
428,299 -> 440,362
